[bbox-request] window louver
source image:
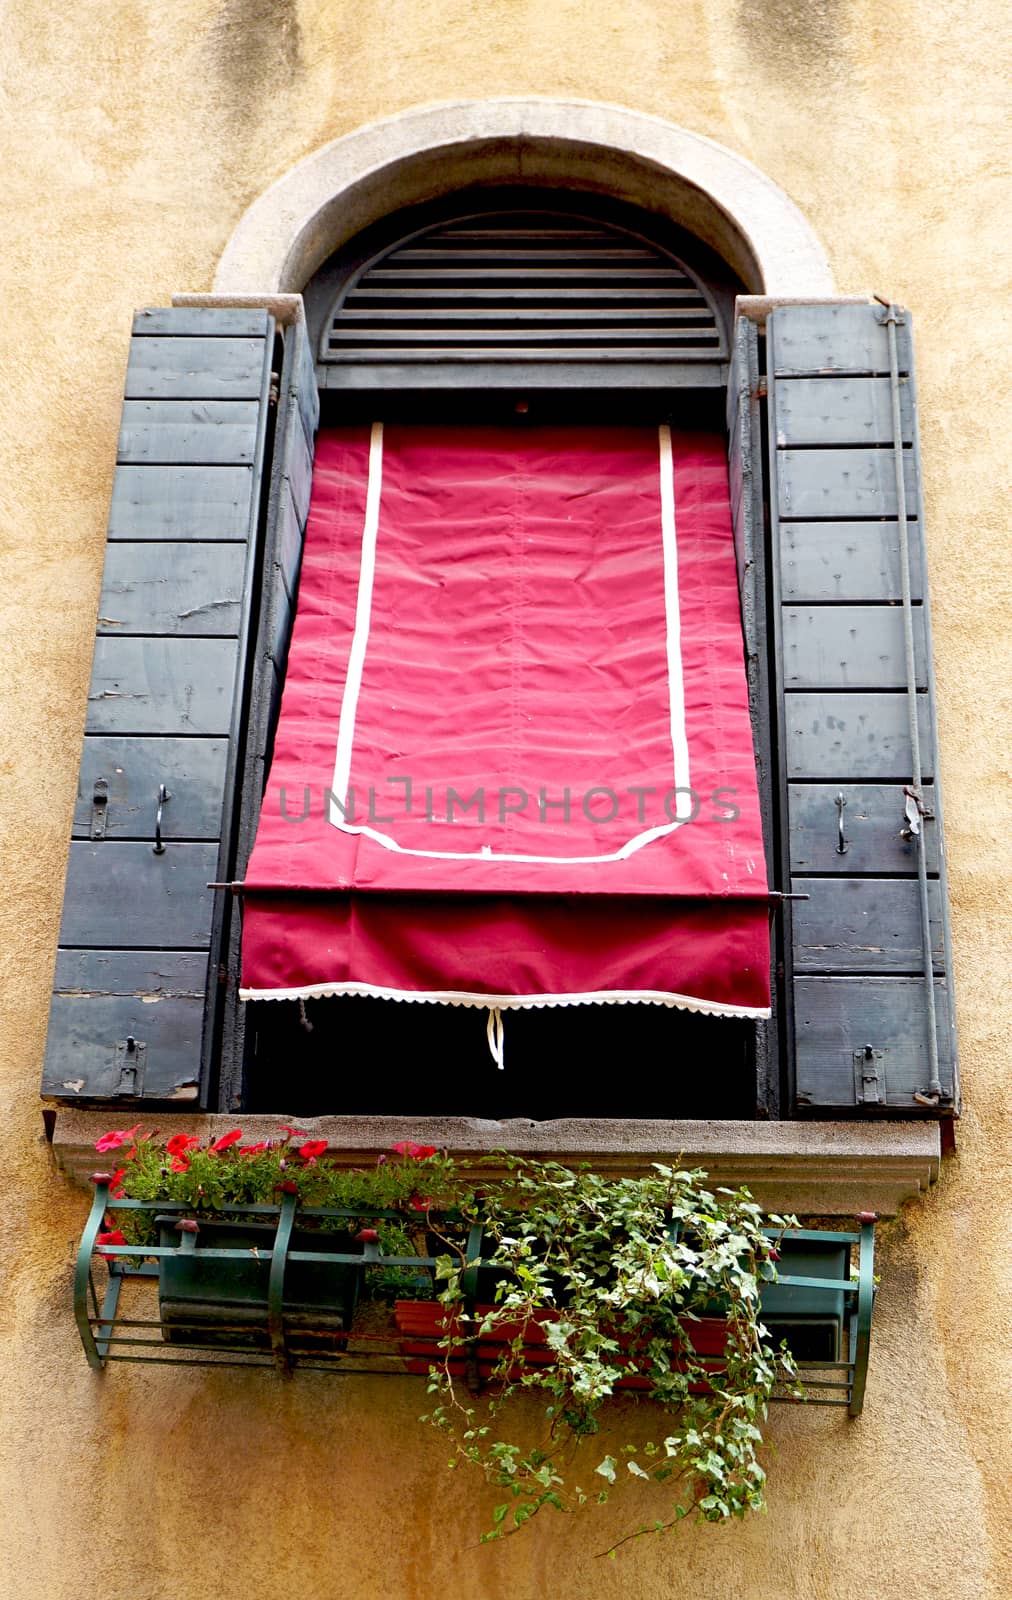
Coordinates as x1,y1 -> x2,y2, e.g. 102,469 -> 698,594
319,211 -> 726,382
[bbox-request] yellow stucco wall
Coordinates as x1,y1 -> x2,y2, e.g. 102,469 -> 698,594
1,3 -> 1009,1596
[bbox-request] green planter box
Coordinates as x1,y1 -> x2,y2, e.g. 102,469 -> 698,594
156,1215 -> 361,1355
758,1239 -> 850,1362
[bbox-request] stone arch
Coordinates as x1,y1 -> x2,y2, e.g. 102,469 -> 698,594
213,98 -> 834,296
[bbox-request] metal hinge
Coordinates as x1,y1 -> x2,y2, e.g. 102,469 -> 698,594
853,1045 -> 885,1105
753,376 -> 768,400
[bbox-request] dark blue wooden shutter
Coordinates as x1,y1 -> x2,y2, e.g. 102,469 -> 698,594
42,307 -> 276,1104
726,316 -> 779,1116
217,315 -> 319,1108
766,303 -> 958,1112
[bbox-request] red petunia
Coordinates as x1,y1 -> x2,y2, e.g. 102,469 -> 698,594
169,1154 -> 191,1174
278,1126 -> 311,1140
298,1140 -> 328,1161
208,1129 -> 243,1153
94,1124 -> 141,1154
165,1133 -> 200,1157
108,1167 -> 128,1198
96,1229 -> 126,1256
408,1196 -> 434,1212
240,1142 -> 269,1157
391,1140 -> 438,1160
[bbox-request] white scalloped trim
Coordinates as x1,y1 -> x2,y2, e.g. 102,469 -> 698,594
238,980 -> 770,1020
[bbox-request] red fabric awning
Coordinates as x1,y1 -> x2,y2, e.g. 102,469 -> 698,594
240,423 -> 770,1017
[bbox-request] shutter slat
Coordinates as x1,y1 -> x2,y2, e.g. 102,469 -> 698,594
72,736 -> 229,840
58,843 -> 218,948
95,544 -> 245,635
782,604 -> 927,689
124,338 -> 270,399
108,465 -> 255,541
767,302 -> 956,1114
87,638 -> 240,735
788,783 -> 939,874
780,521 -> 924,602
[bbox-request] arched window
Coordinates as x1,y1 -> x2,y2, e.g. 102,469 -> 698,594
41,180 -> 957,1136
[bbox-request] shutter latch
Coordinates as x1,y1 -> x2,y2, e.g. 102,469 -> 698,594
853,1045 -> 885,1105
90,777 -> 109,840
114,1036 -> 147,1096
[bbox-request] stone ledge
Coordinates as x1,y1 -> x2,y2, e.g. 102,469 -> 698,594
50,1113 -> 940,1217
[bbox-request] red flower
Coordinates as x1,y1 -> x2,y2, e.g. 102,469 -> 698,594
278,1126 -> 311,1140
165,1133 -> 199,1157
240,1142 -> 269,1157
208,1129 -> 243,1153
391,1140 -> 437,1160
169,1154 -> 191,1175
96,1229 -> 126,1256
94,1124 -> 141,1154
108,1167 -> 128,1198
298,1140 -> 328,1161
409,1196 -> 434,1212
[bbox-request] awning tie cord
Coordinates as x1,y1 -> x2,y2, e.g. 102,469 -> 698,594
486,1005 -> 505,1070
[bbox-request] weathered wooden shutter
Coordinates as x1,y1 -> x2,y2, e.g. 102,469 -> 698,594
217,314 -> 319,1109
726,316 -> 780,1117
765,303 -> 958,1112
42,306 -> 284,1105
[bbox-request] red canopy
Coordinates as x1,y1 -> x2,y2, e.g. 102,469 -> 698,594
240,423 -> 770,1017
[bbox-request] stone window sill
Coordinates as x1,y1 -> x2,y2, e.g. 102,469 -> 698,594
50,1112 -> 940,1217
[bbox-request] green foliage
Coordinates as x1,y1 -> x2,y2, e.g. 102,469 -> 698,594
424,1158 -> 799,1551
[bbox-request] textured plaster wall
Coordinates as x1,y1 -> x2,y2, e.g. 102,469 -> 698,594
0,3 -> 1009,1598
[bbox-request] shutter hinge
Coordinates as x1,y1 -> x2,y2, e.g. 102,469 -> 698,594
269,371 -> 281,406
753,376 -> 768,400
114,1035 -> 147,1096
853,1045 -> 885,1105
90,777 -> 109,840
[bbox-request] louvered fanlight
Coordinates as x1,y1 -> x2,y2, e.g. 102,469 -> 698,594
321,211 -> 725,365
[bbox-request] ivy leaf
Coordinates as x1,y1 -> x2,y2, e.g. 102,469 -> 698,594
595,1456 -> 617,1484
626,1461 -> 650,1479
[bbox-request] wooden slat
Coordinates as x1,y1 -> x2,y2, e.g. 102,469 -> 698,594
117,400 -> 260,465
328,347 -> 720,363
95,544 -> 245,635
72,736 -> 229,841
132,308 -> 271,338
365,266 -> 693,282
58,842 -> 218,948
788,783 -> 939,874
785,692 -> 933,781
780,521 -> 923,602
345,287 -> 706,302
274,479 -> 304,602
774,376 -> 913,446
794,976 -> 953,1106
337,307 -> 714,324
792,878 -> 944,973
776,448 -> 918,519
44,951 -> 208,1100
318,360 -> 727,390
87,638 -> 239,735
107,464 -> 254,541
124,337 -> 269,400
769,304 -> 910,376
330,326 -> 718,345
782,604 -> 927,689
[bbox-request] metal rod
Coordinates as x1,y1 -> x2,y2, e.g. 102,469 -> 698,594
848,1215 -> 876,1417
880,301 -> 941,1098
268,1190 -> 298,1375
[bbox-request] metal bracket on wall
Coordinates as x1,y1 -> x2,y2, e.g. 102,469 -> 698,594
90,778 -> 109,840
